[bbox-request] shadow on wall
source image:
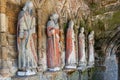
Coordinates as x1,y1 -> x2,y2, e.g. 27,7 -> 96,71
104,55 -> 118,80
116,46 -> 120,80
118,55 -> 120,80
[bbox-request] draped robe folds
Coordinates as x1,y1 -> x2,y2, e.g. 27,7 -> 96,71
47,21 -> 61,69
65,27 -> 76,66
78,33 -> 86,66
88,35 -> 94,66
17,11 -> 38,70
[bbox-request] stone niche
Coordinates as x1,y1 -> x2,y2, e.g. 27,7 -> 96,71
2,2 -> 22,77
6,2 -> 20,60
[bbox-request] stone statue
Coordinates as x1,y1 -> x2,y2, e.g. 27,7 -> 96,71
78,27 -> 87,70
46,13 -> 61,71
65,20 -> 76,69
88,31 -> 95,67
17,1 -> 38,76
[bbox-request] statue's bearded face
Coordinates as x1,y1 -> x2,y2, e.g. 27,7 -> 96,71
51,14 -> 59,24
23,1 -> 34,15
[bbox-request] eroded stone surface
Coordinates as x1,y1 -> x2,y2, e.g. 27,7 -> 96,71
0,33 -> 8,46
0,13 -> 7,32
104,55 -> 118,80
0,0 -> 119,80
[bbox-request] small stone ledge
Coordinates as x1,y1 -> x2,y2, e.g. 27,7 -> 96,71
43,70 -> 62,76
63,68 -> 77,74
12,75 -> 39,80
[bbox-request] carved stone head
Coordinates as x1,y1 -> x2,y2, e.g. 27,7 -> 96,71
81,27 -> 84,33
69,20 -> 74,28
23,1 -> 33,13
50,13 -> 59,23
91,31 -> 94,35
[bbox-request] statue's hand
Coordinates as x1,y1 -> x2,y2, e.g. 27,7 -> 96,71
17,37 -> 21,43
22,32 -> 27,40
56,34 -> 59,39
51,29 -> 55,34
33,33 -> 37,38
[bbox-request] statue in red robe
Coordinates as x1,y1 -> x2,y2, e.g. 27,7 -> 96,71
65,20 -> 76,69
46,13 -> 61,71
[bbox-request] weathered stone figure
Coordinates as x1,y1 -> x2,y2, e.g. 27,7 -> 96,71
17,1 -> 37,76
78,27 -> 87,70
46,13 -> 61,71
65,20 -> 76,69
88,31 -> 95,67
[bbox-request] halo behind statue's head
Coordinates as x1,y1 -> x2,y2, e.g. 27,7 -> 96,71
23,1 -> 33,11
50,13 -> 59,20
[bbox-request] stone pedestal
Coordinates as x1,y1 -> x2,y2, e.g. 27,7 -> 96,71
17,70 -> 36,76
47,67 -> 61,72
12,75 -> 39,80
78,63 -> 87,71
65,65 -> 77,69
78,66 -> 87,71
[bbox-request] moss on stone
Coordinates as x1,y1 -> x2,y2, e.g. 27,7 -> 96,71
63,23 -> 67,31
89,2 -> 98,10
107,11 -> 120,30
93,7 -> 106,16
68,71 -> 79,80
81,70 -> 88,80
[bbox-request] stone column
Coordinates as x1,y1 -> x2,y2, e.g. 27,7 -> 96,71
37,9 -> 47,71
0,0 -> 10,77
37,9 -> 42,60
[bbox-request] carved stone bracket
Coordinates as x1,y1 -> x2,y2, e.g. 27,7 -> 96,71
0,0 -> 6,13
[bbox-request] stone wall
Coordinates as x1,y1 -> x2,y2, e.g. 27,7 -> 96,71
0,0 -> 120,80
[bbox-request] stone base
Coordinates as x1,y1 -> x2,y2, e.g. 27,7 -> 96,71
12,75 -> 39,80
77,66 -> 86,71
78,63 -> 87,71
17,70 -> 36,76
87,62 -> 94,68
87,65 -> 94,69
65,65 -> 76,69
48,67 -> 60,72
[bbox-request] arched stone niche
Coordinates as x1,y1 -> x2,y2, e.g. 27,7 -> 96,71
92,26 -> 120,80
102,27 -> 120,80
